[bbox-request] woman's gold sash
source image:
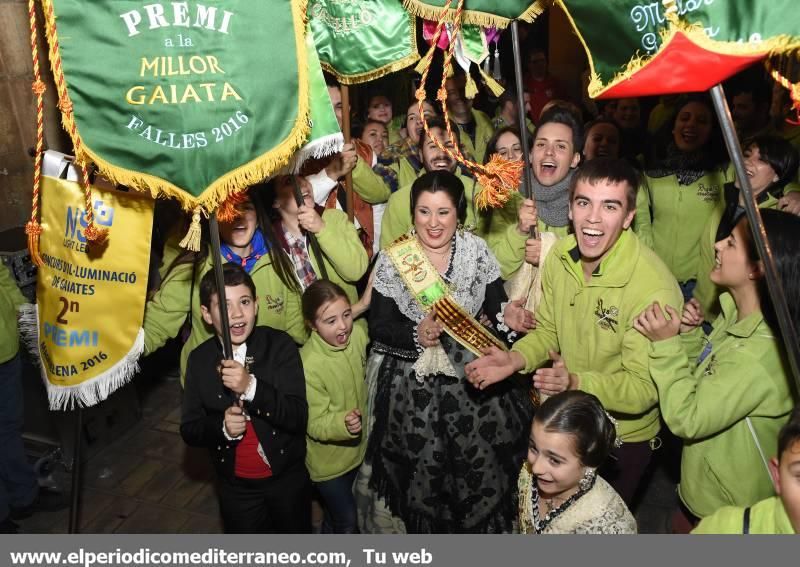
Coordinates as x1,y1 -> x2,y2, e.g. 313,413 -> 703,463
386,234 -> 507,356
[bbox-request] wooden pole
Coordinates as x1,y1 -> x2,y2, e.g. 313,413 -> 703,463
341,84 -> 355,222
511,21 -> 538,240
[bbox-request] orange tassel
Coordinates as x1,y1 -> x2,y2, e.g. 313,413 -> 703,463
83,222 -> 109,244
25,220 -> 44,267
474,155 -> 524,211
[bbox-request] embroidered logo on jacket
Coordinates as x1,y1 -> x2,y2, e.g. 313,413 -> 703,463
696,183 -> 720,203
702,354 -> 717,377
594,299 -> 619,332
264,294 -> 284,313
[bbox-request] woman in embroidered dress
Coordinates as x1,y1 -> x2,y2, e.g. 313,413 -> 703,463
355,171 -> 534,533
518,391 -> 636,534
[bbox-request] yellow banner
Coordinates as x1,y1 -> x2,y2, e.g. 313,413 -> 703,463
23,155 -> 153,409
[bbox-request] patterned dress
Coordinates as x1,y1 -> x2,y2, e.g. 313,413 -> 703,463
355,231 -> 532,533
517,462 -> 637,534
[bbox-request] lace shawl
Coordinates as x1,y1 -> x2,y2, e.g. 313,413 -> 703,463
373,230 -> 501,326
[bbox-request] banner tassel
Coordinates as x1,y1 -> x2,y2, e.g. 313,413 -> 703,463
464,71 -> 479,99
415,43 -> 436,75
180,206 -> 203,251
479,66 -> 505,97
492,45 -> 502,81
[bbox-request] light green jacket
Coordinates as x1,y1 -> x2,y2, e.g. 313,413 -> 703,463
511,229 -> 682,442
649,293 -> 794,518
301,320 -> 368,482
450,108 -> 494,164
693,496 -> 795,534
351,159 -> 392,205
378,173 -> 520,253
143,209 -> 367,384
635,167 -> 732,283
492,220 -> 571,280
1,264 -> 27,364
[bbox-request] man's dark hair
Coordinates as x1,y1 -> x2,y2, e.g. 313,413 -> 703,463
199,263 -> 257,309
538,106 -> 584,155
570,157 -> 640,211
417,115 -> 461,152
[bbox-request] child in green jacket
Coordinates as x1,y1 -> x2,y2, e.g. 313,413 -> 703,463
300,280 -> 369,533
693,405 -> 800,534
634,209 -> 800,521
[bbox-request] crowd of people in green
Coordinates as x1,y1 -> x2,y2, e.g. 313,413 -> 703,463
4,50 -> 800,536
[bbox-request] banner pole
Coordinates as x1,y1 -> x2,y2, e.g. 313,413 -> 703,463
511,20 -> 537,240
710,84 -> 800,392
208,213 -> 234,361
290,176 -> 329,281
341,84 -> 355,222
67,408 -> 82,533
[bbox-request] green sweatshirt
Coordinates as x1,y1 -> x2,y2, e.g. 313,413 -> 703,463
351,159 -> 391,204
143,209 -> 366,384
635,167 -> 732,283
450,108 -> 494,164
309,209 -> 370,305
693,193 -> 779,320
492,220 -> 572,280
649,293 -> 794,518
1,264 -> 27,364
378,173 -> 520,253
301,320 -> 368,482
692,496 -> 795,534
511,229 -> 683,442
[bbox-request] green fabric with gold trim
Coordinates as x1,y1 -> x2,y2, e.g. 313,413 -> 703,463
403,0 -> 543,28
43,0 -> 309,210
556,0 -> 800,98
309,0 -> 419,84
293,26 -> 344,170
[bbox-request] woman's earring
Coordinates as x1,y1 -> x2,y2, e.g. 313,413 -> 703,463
579,468 -> 596,491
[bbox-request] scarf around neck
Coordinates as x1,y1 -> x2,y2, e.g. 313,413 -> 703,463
646,142 -> 716,186
220,228 -> 269,273
530,168 -> 575,228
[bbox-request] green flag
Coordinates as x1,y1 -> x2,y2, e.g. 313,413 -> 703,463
309,0 -> 419,84
42,0 -> 309,212
555,0 -> 800,98
404,0 -> 542,28
292,27 -> 344,171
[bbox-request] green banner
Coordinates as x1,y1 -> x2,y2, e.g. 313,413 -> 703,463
293,27 -> 344,170
559,0 -> 800,89
309,0 -> 419,84
43,0 -> 309,211
404,0 -> 543,27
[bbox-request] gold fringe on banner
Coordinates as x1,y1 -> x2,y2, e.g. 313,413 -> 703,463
519,0 -> 548,23
403,0 -> 546,29
39,0 -> 312,215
